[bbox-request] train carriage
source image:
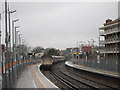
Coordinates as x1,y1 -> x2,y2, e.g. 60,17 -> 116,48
40,54 -> 65,70
40,54 -> 53,70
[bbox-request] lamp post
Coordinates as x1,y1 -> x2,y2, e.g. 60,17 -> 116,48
12,19 -> 19,52
87,40 -> 91,46
18,34 -> 22,66
8,6 -> 16,88
91,39 -> 95,48
76,41 -> 83,62
14,26 -> 20,82
8,5 -> 16,51
16,30 -> 21,78
19,34 -> 22,46
91,39 -> 95,67
12,20 -> 19,62
4,1 -> 10,88
76,41 -> 82,51
0,13 -> 3,90
16,31 -> 20,46
18,35 -> 24,68
14,26 -> 20,62
12,19 -> 19,49
97,37 -> 100,69
0,10 -> 7,90
11,19 -> 19,88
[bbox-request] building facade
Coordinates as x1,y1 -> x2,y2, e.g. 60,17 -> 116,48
99,18 -> 120,72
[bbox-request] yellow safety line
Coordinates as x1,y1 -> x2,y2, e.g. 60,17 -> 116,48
31,66 -> 47,89
35,71 -> 48,89
31,70 -> 39,88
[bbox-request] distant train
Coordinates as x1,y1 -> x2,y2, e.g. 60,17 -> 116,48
40,54 -> 65,70
34,52 -> 44,59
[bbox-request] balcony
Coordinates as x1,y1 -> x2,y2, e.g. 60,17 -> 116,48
99,31 -> 105,36
106,38 -> 120,44
100,40 -> 105,45
105,28 -> 120,35
100,48 -> 120,53
100,38 -> 120,44
99,27 -> 120,36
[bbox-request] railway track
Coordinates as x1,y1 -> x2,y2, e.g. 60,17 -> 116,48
59,70 -> 118,90
41,61 -> 119,90
52,62 -> 103,90
64,66 -> 119,89
51,71 -> 80,90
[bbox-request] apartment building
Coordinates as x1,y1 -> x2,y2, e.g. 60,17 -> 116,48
99,18 -> 120,72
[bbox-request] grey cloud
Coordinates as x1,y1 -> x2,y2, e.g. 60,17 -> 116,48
7,2 -> 118,49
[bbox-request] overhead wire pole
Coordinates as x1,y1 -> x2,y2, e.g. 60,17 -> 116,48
5,0 -> 9,88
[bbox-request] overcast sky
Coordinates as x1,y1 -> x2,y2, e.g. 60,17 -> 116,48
1,1 -> 118,50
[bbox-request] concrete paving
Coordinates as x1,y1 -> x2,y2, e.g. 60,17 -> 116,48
15,66 -> 37,88
15,63 -> 59,89
65,61 -> 120,78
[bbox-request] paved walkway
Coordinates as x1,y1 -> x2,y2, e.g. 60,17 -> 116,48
15,63 -> 59,89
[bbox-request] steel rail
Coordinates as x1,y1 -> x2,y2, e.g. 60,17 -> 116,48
51,71 -> 80,90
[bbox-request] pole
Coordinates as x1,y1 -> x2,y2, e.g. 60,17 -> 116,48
8,5 -> 12,88
11,21 -> 15,88
18,34 -> 21,72
14,26 -> 20,80
12,20 -> 19,88
98,37 -> 100,69
0,13 -> 2,90
14,27 -> 17,80
5,0 -> 9,88
16,31 -> 20,75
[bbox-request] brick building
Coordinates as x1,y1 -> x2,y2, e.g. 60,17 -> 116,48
81,46 -> 92,53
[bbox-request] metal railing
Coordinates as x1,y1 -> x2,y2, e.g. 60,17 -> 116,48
99,27 -> 120,35
105,28 -> 120,35
100,37 -> 120,44
100,48 -> 119,53
99,31 -> 105,36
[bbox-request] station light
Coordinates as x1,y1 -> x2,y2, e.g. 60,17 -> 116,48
28,53 -> 35,55
74,53 -> 78,55
32,53 -> 35,55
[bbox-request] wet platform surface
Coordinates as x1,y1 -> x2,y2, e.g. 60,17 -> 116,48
15,63 -> 59,89
65,61 -> 120,78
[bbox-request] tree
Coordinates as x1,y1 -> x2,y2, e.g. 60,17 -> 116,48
32,46 -> 44,53
17,45 -> 28,57
46,48 -> 60,56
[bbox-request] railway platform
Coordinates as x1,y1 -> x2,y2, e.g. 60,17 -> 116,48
65,61 -> 120,78
15,63 -> 59,89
